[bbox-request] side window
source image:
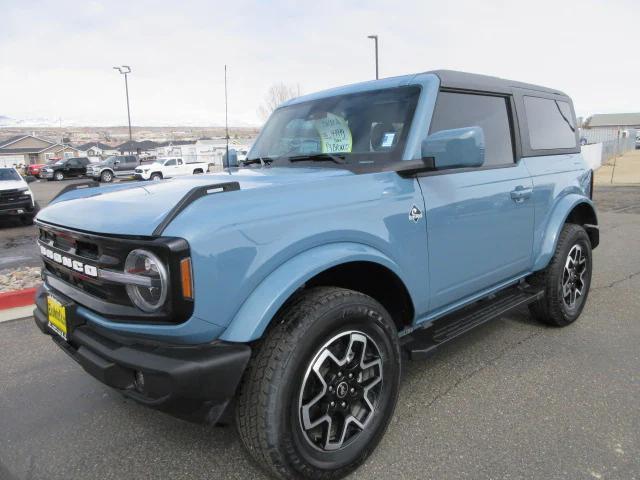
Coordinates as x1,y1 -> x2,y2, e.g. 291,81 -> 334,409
67,159 -> 79,167
165,159 -> 176,166
523,96 -> 577,150
430,91 -> 514,167
177,159 -> 183,165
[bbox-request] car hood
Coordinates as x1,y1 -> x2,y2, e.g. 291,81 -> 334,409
36,167 -> 353,236
0,179 -> 28,191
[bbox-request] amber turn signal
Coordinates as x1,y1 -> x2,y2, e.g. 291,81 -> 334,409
180,257 -> 193,299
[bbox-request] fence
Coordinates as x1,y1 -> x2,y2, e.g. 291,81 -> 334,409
581,127 -> 637,164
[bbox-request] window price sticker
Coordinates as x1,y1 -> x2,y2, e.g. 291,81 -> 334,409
315,113 -> 353,153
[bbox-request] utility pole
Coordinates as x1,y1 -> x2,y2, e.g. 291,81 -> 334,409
113,65 -> 133,151
367,35 -> 379,79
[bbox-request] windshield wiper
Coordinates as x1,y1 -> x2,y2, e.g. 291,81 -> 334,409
287,153 -> 347,164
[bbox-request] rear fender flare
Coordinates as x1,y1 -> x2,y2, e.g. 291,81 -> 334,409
219,242 -> 407,343
533,195 -> 598,271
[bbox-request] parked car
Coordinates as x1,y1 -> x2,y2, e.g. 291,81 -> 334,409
0,167 -> 38,224
33,70 -> 598,480
27,163 -> 47,177
87,155 -> 139,182
40,157 -> 91,181
133,157 -> 207,180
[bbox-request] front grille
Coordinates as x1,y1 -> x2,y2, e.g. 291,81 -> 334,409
37,221 -> 193,324
0,189 -> 30,204
39,225 -> 130,305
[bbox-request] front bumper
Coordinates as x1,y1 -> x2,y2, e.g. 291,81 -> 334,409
0,197 -> 34,216
33,285 -> 251,424
134,172 -> 149,180
40,170 -> 54,179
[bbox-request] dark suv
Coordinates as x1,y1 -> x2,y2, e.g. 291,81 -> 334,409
40,157 -> 91,181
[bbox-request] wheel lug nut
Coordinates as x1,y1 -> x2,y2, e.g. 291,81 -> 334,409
337,372 -> 342,377
328,386 -> 334,392
341,402 -> 346,408
350,387 -> 355,394
330,401 -> 335,407
348,373 -> 353,378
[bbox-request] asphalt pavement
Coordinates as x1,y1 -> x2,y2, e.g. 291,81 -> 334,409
0,186 -> 639,480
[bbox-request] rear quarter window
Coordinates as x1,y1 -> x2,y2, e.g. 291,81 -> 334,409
523,96 -> 577,150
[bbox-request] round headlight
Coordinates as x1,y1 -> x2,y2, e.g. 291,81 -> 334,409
124,249 -> 168,312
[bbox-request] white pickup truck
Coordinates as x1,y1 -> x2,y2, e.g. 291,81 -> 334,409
134,158 -> 208,181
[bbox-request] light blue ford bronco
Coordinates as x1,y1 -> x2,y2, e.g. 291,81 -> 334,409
34,70 -> 598,479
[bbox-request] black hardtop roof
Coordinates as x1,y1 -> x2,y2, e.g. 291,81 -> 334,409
429,70 -> 568,97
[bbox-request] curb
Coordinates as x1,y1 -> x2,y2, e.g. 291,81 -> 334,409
0,287 -> 37,310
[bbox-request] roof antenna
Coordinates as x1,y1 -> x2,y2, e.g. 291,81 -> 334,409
224,64 -> 230,171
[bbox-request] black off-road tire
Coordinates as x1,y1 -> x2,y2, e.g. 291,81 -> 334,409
529,223 -> 593,326
235,287 -> 401,480
150,172 -> 162,181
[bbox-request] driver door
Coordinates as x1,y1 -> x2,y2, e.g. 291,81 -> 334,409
418,90 -> 534,312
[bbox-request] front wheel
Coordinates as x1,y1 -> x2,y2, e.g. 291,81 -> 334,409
529,223 -> 593,326
54,171 -> 64,181
236,287 -> 401,480
100,170 -> 113,183
150,172 -> 162,181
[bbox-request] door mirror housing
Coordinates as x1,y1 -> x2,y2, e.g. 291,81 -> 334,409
421,126 -> 485,170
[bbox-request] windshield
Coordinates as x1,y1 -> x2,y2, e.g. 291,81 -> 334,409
53,159 -> 65,165
248,86 -> 420,166
0,168 -> 21,181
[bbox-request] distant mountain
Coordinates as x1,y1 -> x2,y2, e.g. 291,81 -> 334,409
0,115 -> 66,127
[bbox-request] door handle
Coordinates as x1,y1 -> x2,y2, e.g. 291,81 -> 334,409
510,185 -> 532,202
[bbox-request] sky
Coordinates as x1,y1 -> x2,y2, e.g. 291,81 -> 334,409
0,0 -> 638,127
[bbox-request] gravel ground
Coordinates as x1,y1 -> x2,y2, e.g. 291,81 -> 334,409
0,266 -> 42,293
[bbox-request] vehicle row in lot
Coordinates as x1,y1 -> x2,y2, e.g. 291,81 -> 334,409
34,155 -> 208,183
0,167 -> 38,224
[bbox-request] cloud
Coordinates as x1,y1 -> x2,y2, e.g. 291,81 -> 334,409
0,0 -> 637,125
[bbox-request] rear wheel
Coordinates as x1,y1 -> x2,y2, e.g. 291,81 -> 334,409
100,170 -> 113,183
236,287 -> 401,480
193,168 -> 203,174
529,223 -> 592,326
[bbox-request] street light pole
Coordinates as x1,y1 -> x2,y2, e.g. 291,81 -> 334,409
367,35 -> 379,79
113,65 -> 133,147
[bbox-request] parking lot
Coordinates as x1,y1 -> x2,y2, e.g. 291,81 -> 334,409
0,184 -> 639,480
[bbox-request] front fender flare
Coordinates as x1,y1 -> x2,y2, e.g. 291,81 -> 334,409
219,242 -> 407,343
533,195 -> 598,271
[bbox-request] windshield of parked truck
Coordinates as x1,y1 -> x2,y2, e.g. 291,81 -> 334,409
248,86 -> 420,166
0,168 -> 21,181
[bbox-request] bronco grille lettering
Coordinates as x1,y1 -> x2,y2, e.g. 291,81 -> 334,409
39,245 -> 98,277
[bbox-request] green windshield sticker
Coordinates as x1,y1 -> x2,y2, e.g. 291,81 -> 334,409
315,113 -> 353,153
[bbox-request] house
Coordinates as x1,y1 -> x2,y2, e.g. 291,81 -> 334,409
0,134 -> 81,168
116,140 -> 159,157
76,142 -> 119,160
581,113 -> 640,144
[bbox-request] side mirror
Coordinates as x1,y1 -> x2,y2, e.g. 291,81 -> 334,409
114,160 -> 120,165
421,126 -> 485,170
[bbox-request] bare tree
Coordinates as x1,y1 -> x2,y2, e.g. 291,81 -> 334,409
257,83 -> 300,121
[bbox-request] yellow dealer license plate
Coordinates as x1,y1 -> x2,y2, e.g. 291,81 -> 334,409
47,295 -> 68,340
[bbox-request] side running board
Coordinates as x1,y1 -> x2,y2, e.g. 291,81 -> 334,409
153,181 -> 240,236
401,285 -> 544,360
